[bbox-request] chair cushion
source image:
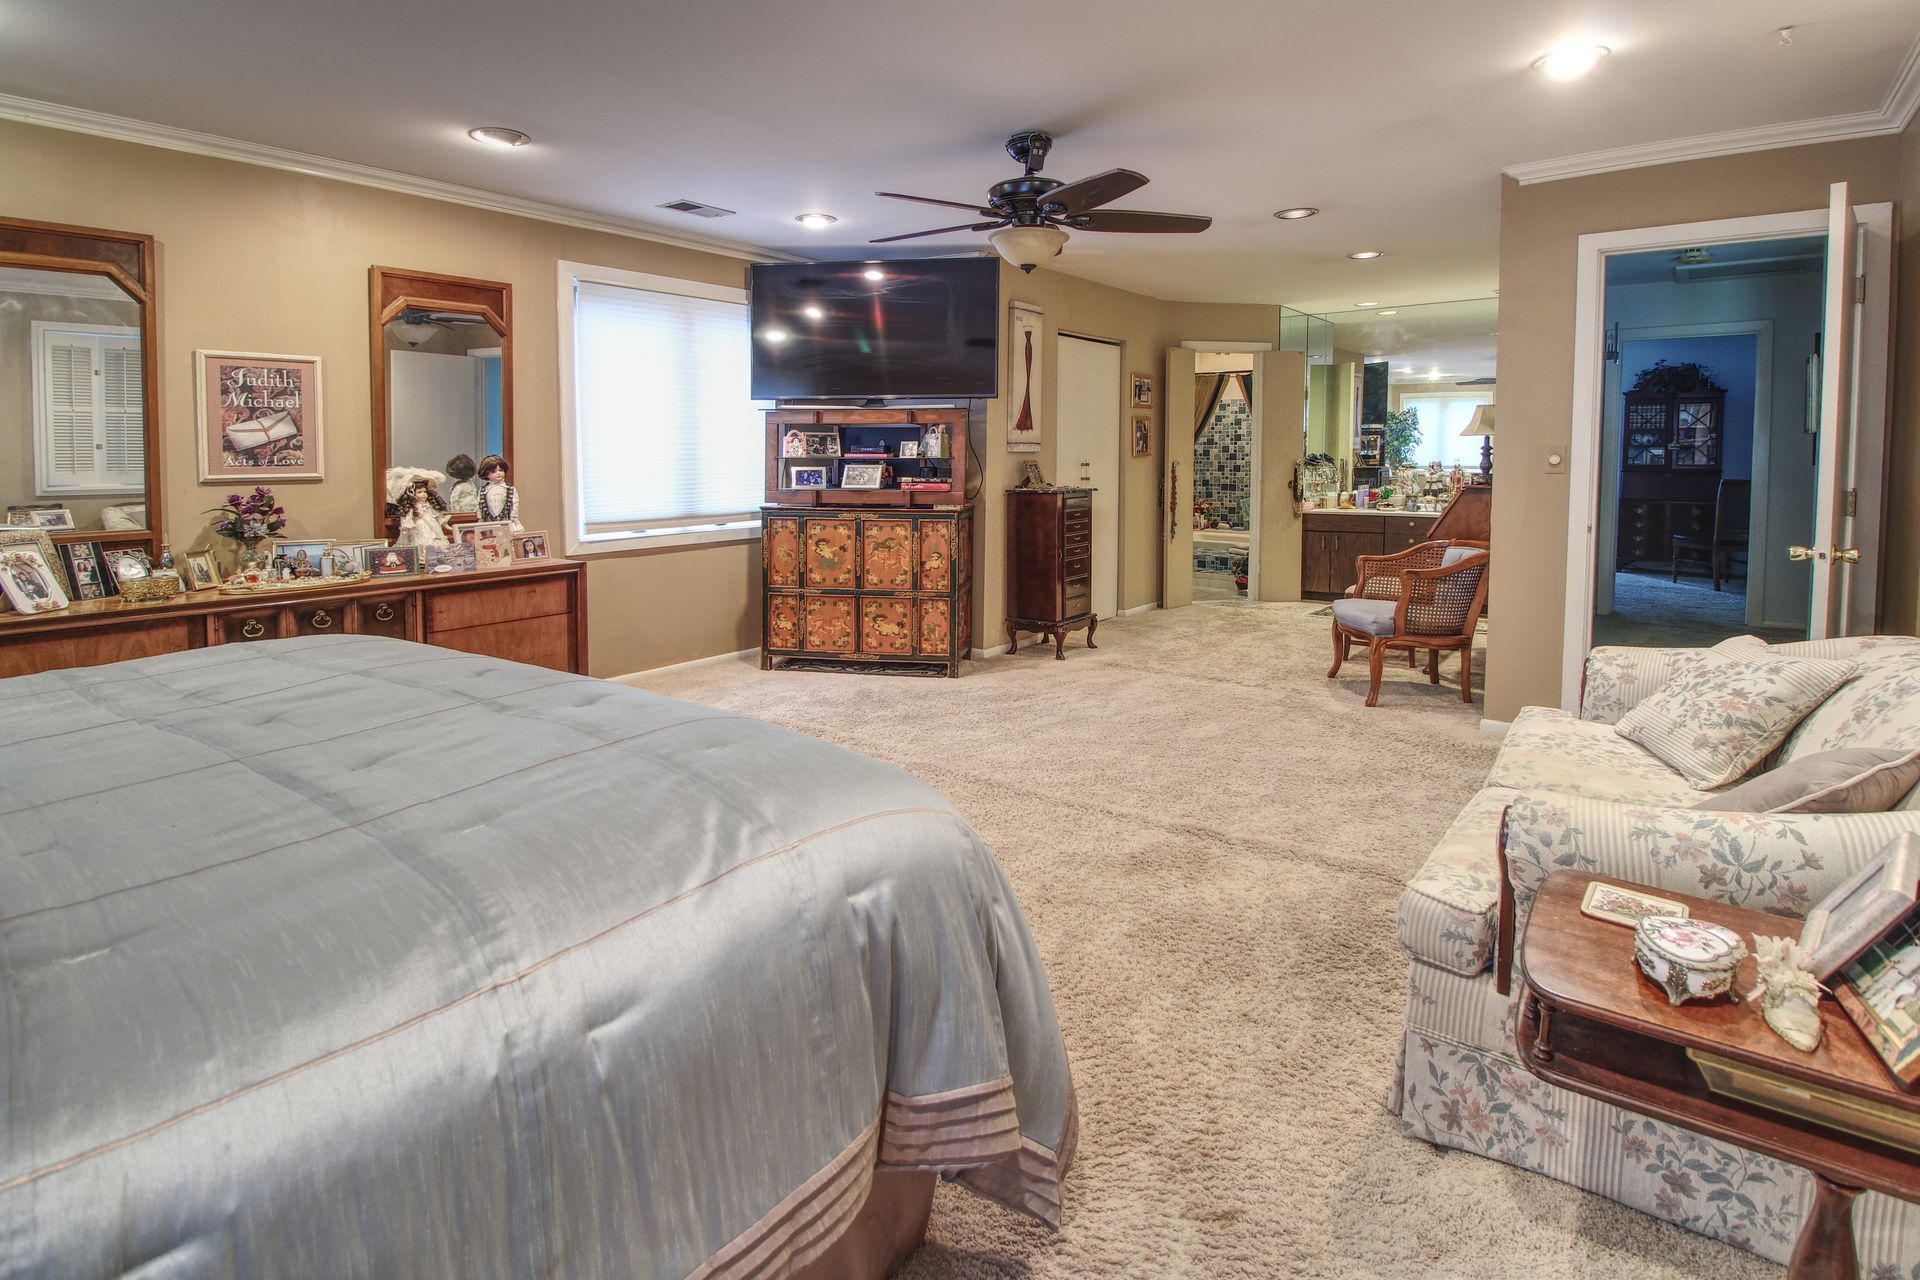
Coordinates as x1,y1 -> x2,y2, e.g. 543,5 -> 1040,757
1332,596 -> 1397,637
1691,747 -> 1920,815
1397,786 -> 1517,976
1616,654 -> 1860,790
1440,545 -> 1478,567
1486,705 -> 1704,806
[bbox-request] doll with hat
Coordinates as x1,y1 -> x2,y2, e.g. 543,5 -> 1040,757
385,466 -> 451,548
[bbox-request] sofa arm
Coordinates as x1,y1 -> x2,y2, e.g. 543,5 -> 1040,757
1492,795 -> 1920,993
1577,646 -> 1699,723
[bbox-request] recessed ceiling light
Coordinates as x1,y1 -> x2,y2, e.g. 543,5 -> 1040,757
1356,301 -> 1378,308
1532,44 -> 1610,81
802,305 -> 825,320
1348,251 -> 1383,260
862,268 -> 885,281
762,329 -> 789,344
1273,207 -> 1318,220
1378,309 -> 1399,316
468,126 -> 531,148
795,213 -> 839,229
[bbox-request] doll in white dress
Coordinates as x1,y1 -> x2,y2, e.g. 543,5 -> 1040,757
385,466 -> 451,548
474,454 -> 524,532
444,454 -> 480,514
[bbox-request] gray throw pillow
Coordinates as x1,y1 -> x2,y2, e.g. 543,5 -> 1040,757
1692,747 -> 1920,814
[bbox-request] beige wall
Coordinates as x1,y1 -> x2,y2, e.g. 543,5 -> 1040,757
1888,114 -> 1920,637
1489,134 -> 1908,721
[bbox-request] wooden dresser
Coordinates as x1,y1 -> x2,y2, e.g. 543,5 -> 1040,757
1005,487 -> 1096,659
0,558 -> 587,679
761,506 -> 973,677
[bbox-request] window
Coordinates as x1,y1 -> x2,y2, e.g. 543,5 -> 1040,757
32,322 -> 145,495
1395,391 -> 1491,471
560,263 -> 765,552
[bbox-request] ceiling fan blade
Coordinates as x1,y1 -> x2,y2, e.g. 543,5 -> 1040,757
1039,168 -> 1148,216
868,221 -> 1002,244
1069,210 -> 1212,234
875,191 -> 999,217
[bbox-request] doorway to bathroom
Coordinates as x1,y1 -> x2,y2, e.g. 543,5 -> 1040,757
1191,355 -> 1255,601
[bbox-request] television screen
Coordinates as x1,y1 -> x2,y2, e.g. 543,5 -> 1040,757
750,259 -> 999,400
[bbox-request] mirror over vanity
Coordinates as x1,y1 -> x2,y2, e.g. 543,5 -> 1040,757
369,267 -> 513,537
0,218 -> 160,556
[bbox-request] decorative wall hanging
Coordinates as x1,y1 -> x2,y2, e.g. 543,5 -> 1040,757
195,351 -> 324,481
1006,302 -> 1043,454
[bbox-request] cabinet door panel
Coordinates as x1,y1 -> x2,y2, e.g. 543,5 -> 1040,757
803,519 -> 857,588
917,598 -> 951,656
860,597 -> 914,655
860,519 -> 916,589
802,596 -> 856,652
918,518 -> 954,592
764,517 -> 802,589
766,594 -> 801,651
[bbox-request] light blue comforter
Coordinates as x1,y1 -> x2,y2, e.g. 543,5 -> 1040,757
0,636 -> 1073,1278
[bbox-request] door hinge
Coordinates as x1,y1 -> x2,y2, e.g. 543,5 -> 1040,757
1854,274 -> 1866,304
1845,488 -> 1858,518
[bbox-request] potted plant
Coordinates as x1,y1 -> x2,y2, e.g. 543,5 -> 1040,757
206,487 -> 288,579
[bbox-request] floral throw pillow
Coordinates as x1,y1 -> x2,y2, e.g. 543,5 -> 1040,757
1616,654 -> 1860,790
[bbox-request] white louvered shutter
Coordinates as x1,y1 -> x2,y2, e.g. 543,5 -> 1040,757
44,338 -> 96,484
34,327 -> 144,495
99,338 -> 146,485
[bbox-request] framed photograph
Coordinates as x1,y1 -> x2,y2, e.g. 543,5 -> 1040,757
423,543 -> 477,575
1802,834 -> 1920,980
1132,417 -> 1153,458
457,521 -> 513,570
0,545 -> 69,613
1578,880 -> 1690,928
840,462 -> 885,490
60,541 -> 111,600
319,546 -> 363,578
788,465 -> 829,490
1838,897 -> 1920,1088
513,531 -> 550,560
181,551 -> 220,591
1020,460 -> 1048,489
28,508 -> 75,530
804,432 -> 841,457
898,440 -> 921,459
102,548 -> 152,588
1131,374 -> 1154,408
782,429 -> 808,458
194,350 -> 324,482
270,540 -> 331,578
367,545 -> 419,578
334,541 -> 388,574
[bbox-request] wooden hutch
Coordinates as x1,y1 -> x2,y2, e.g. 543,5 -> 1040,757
760,407 -> 973,677
1616,368 -> 1727,571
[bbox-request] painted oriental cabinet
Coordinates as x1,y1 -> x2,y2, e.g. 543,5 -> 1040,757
762,507 -> 973,676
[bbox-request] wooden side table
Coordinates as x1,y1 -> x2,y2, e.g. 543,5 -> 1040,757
1517,871 -> 1920,1279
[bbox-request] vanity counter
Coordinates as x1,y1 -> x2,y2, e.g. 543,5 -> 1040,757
1300,509 -> 1441,598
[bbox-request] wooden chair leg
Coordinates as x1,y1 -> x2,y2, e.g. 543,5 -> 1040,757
1366,640 -> 1387,708
1428,648 -> 1440,684
1408,650 -> 1417,668
1328,619 -> 1348,678
1459,642 -> 1475,703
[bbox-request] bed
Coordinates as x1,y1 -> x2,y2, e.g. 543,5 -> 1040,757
0,635 -> 1075,1278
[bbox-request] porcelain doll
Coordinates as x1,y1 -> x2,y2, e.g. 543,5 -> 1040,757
475,454 -> 524,532
385,466 -> 451,548
444,453 -> 480,514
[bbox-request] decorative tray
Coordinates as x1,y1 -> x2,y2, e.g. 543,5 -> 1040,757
217,573 -> 372,595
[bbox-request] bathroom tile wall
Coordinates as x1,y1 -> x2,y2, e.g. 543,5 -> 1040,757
1194,388 -> 1251,527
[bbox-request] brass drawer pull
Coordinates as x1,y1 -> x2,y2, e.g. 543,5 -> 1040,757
373,603 -> 397,623
309,610 -> 333,630
241,620 -> 266,640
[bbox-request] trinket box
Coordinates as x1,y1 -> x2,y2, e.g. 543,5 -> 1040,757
1633,915 -> 1748,1005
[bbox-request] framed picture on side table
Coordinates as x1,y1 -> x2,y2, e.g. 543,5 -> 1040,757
1806,834 -> 1920,980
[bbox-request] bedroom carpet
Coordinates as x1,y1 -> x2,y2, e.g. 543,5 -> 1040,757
635,604 -> 1775,1280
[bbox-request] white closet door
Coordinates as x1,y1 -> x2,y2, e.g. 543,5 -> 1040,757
1055,335 -> 1122,618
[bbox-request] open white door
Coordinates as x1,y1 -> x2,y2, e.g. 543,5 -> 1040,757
1162,348 -> 1196,609
1804,182 -> 1858,638
1055,335 -> 1122,619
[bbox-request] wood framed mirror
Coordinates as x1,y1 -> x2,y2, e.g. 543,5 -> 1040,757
369,267 -> 512,535
0,217 -> 161,559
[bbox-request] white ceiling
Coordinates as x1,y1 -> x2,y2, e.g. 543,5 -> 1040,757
1326,299 -> 1501,383
3,0 -> 1915,314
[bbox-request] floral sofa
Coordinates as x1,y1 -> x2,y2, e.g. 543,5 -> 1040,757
1390,634 -> 1920,1271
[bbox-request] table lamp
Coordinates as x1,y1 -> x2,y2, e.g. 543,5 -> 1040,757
1460,404 -> 1495,480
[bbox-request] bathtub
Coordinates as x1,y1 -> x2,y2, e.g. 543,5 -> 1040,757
1192,527 -> 1249,574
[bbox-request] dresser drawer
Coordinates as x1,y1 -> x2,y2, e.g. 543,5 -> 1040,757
292,602 -> 346,636
358,595 -> 412,639
426,578 -> 569,632
213,609 -> 283,644
1064,583 -> 1091,614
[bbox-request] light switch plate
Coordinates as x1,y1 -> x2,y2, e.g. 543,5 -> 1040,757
1544,448 -> 1568,475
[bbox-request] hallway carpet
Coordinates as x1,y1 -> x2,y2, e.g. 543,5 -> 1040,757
636,604 -> 1774,1279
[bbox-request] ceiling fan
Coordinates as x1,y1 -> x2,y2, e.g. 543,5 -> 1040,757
872,130 -> 1211,272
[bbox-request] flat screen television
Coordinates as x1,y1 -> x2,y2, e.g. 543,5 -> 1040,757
750,259 -> 999,400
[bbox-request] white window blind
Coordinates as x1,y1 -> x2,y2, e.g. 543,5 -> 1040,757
1397,393 -> 1490,471
33,325 -> 145,495
572,279 -> 762,537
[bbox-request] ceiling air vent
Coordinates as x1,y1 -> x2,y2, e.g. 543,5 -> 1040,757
656,199 -> 736,219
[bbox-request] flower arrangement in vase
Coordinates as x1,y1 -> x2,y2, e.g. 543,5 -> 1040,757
206,487 -> 287,579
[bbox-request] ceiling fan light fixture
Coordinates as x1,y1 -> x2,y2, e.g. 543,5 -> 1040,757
467,126 -> 531,149
795,212 -> 839,229
1348,250 -> 1384,260
990,225 -> 1068,273
1532,44 -> 1610,81
389,320 -> 440,347
1273,207 -> 1318,220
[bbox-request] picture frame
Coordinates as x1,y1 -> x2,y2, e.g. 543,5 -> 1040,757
321,546 -> 363,578
1803,834 -> 1920,980
334,541 -> 389,574
839,462 -> 885,490
788,465 -> 829,490
0,529 -> 72,608
1006,301 -> 1043,454
0,544 -> 69,613
803,432 -> 841,457
194,350 -> 325,482
898,440 -> 921,459
1578,880 -> 1689,928
28,508 -> 75,530
60,541 -> 111,600
270,540 -> 331,578
512,531 -> 550,560
1131,374 -> 1154,408
367,545 -> 419,578
1020,460 -> 1048,489
458,521 -> 513,570
181,551 -> 220,591
1132,417 -> 1153,458
782,429 -> 808,458
102,548 -> 152,587
1838,894 -> 1920,1087
423,543 -> 477,575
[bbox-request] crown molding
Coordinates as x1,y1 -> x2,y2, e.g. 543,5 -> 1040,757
0,92 -> 805,264
1504,31 -> 1920,186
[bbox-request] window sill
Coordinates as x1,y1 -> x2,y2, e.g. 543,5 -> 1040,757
567,522 -> 761,556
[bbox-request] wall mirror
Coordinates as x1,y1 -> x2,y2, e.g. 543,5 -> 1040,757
0,218 -> 160,554
369,267 -> 512,532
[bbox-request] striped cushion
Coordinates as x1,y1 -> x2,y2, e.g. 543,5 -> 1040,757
1396,787 -> 1515,976
1616,654 -> 1859,790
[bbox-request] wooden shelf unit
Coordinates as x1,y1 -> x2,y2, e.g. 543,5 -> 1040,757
763,408 -> 968,509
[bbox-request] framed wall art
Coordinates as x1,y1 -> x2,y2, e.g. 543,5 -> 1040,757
1132,417 -> 1152,458
1131,374 -> 1154,408
195,351 -> 325,482
1006,302 -> 1043,454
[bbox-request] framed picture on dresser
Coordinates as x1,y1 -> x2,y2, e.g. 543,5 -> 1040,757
0,545 -> 69,613
60,542 -> 111,600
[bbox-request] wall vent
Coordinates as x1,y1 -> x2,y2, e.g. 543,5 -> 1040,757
656,199 -> 736,219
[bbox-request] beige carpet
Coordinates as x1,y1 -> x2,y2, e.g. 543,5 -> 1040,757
636,604 -> 1777,1280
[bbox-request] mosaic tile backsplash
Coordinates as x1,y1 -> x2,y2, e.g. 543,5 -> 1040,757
1194,388 -> 1251,527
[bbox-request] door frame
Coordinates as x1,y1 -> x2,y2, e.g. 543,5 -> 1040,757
1558,201 -> 1893,711
1056,330 -> 1125,619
